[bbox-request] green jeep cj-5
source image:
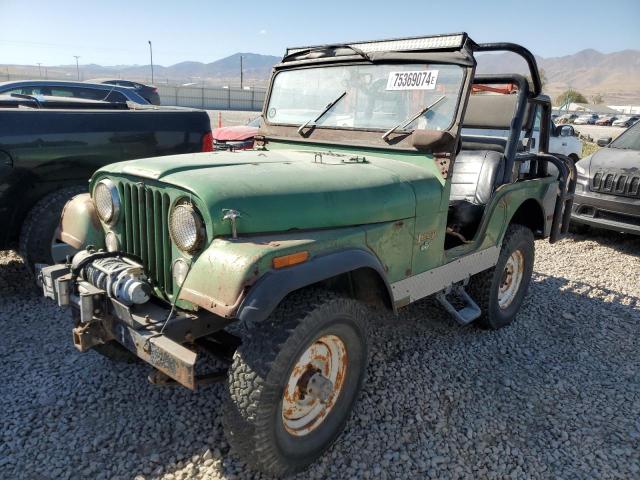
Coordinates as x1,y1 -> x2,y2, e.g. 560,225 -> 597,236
41,33 -> 575,476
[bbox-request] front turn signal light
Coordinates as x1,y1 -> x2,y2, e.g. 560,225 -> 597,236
273,251 -> 310,269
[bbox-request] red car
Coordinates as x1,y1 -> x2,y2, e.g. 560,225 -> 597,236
595,116 -> 617,126
212,116 -> 260,150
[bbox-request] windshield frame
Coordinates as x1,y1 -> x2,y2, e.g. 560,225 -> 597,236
260,59 -> 472,150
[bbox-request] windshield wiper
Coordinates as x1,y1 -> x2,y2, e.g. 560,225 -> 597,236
297,91 -> 347,136
381,95 -> 447,142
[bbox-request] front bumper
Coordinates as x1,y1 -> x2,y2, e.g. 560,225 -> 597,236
571,191 -> 640,235
41,264 -> 231,389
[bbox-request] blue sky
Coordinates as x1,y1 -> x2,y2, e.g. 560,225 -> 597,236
1,0 -> 638,66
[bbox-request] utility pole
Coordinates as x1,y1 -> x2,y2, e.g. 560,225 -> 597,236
73,55 -> 80,80
37,63 -> 42,78
148,41 -> 154,84
240,55 -> 243,90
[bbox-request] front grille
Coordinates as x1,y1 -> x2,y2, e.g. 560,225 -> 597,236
596,209 -> 640,227
118,182 -> 173,295
591,170 -> 640,198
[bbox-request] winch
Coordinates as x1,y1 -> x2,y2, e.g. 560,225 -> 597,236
72,250 -> 151,305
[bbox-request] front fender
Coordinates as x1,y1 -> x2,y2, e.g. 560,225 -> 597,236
60,193 -> 105,250
176,226 -> 392,320
236,248 -> 393,325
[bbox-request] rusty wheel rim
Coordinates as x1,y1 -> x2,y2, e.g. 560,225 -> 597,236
281,334 -> 347,436
498,249 -> 524,309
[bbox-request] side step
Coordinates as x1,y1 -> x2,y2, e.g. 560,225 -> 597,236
436,285 -> 481,325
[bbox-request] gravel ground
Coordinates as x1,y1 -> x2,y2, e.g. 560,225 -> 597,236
1,230 -> 639,480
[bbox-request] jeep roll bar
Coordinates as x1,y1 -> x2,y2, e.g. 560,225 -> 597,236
475,43 -> 542,97
467,75 -> 576,243
470,74 -> 529,185
529,97 -> 577,243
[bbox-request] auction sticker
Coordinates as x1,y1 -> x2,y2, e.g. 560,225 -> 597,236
386,70 -> 439,90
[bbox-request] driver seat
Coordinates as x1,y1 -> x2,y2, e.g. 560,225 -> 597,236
448,149 -> 504,239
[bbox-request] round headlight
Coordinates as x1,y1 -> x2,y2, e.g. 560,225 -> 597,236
94,179 -> 120,224
169,201 -> 205,253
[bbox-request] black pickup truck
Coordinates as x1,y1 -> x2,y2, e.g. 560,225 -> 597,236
0,95 -> 213,270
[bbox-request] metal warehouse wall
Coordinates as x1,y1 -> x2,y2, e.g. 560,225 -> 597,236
157,85 -> 265,111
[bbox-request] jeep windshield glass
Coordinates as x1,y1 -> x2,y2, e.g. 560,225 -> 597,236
266,63 -> 465,132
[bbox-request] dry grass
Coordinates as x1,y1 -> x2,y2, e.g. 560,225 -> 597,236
581,141 -> 601,158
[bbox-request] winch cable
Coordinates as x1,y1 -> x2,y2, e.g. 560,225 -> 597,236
143,260 -> 194,351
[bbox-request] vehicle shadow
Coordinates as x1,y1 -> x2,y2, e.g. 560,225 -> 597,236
566,228 -> 640,256
2,260 -> 638,479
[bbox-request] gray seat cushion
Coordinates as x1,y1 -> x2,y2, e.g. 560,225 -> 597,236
449,150 -> 504,205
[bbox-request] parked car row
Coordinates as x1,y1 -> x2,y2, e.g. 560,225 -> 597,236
556,111 -> 639,127
0,79 -> 160,105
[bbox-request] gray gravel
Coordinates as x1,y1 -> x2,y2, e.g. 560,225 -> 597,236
1,230 -> 639,479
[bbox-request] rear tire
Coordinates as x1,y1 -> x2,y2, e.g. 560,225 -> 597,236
468,224 -> 534,330
19,186 -> 86,273
223,289 -> 369,476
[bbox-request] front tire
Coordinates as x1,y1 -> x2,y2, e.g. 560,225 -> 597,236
468,224 -> 535,330
223,289 -> 369,476
19,186 -> 86,273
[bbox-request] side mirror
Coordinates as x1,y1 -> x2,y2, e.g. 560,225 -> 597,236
597,137 -> 612,147
560,125 -> 573,137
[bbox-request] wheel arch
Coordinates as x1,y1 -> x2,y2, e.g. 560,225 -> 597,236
236,249 -> 394,325
507,197 -> 546,238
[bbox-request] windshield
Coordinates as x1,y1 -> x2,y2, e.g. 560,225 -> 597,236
266,63 -> 465,132
610,122 -> 640,150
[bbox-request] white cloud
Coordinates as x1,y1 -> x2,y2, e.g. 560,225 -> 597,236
258,29 -> 267,35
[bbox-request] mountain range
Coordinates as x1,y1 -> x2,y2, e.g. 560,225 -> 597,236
476,48 -> 640,105
3,49 -> 639,104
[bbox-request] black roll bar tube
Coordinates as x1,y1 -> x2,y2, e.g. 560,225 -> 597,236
475,43 -> 542,97
537,152 -> 577,243
528,97 -> 577,243
471,74 -> 529,185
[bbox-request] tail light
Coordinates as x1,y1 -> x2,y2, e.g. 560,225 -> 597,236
201,132 -> 214,152
151,87 -> 158,93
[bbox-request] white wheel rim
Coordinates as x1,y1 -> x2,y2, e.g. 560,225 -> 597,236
498,250 -> 525,309
282,334 -> 347,436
